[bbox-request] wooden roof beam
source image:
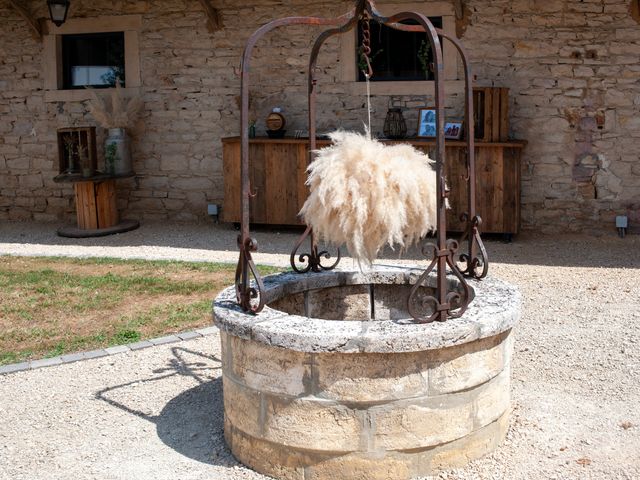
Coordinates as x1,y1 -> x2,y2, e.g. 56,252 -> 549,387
631,0 -> 640,24
453,0 -> 470,38
7,0 -> 43,41
453,0 -> 465,19
197,0 -> 223,33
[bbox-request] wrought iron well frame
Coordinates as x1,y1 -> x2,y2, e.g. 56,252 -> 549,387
235,0 -> 488,323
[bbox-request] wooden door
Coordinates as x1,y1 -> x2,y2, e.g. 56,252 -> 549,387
413,143 -> 520,234
464,146 -> 520,234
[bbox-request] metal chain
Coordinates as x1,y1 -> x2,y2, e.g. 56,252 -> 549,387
360,14 -> 373,137
360,15 -> 373,78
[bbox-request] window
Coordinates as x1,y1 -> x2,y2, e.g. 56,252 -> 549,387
356,17 -> 443,82
339,3 -> 459,95
62,32 -> 125,89
43,15 -> 141,102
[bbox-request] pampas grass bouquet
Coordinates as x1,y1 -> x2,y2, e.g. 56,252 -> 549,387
300,130 -> 441,266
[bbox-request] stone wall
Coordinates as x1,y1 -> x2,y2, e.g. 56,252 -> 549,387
464,0 -> 640,231
1,0 -> 639,231
222,331 -> 512,479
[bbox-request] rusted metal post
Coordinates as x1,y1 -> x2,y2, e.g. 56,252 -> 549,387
237,14 -> 350,311
290,10 -> 361,273
395,23 -> 488,279
369,3 -> 474,321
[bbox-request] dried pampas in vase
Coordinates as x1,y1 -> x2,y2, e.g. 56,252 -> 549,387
86,82 -> 143,129
86,82 -> 143,175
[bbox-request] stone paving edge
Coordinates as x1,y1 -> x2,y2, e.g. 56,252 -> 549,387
0,326 -> 219,376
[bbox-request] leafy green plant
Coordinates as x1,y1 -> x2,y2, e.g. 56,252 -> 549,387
105,143 -> 118,174
112,329 -> 141,344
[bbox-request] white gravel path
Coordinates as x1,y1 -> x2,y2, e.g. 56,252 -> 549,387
1,221 -> 639,479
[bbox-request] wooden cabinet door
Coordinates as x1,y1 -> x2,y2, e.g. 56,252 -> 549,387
222,140 -> 308,225
456,145 -> 520,234
413,143 -> 520,234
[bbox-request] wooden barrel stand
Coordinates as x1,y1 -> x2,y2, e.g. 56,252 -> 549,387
74,180 -> 119,230
56,175 -> 139,238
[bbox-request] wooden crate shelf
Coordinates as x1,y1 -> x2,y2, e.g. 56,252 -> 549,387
57,127 -> 98,176
473,87 -> 510,143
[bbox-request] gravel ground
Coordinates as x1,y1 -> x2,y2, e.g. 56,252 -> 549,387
1,221 -> 639,479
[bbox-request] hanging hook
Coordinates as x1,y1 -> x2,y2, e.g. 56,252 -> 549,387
362,54 -> 373,78
463,164 -> 470,182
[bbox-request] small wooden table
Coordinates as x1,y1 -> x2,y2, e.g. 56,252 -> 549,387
54,172 -> 139,238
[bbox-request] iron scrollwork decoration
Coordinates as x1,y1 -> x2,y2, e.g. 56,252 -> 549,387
235,235 -> 265,313
407,239 -> 473,322
290,226 -> 341,273
235,0 -> 486,322
457,213 -> 489,279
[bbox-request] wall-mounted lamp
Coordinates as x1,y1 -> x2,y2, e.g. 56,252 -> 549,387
48,0 -> 71,27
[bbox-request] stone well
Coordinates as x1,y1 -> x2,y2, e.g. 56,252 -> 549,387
213,266 -> 520,480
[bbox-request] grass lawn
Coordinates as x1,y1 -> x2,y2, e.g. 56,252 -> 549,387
0,255 -> 279,366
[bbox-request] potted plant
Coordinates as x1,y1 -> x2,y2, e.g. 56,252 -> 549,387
86,82 -> 143,175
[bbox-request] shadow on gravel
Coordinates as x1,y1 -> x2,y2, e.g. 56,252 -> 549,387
95,346 -> 236,466
156,378 -> 225,464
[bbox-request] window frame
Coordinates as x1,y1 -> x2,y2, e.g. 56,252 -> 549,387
43,15 -> 141,102
339,2 -> 461,96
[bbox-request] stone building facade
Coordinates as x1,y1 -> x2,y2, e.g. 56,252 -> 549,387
1,0 -> 639,231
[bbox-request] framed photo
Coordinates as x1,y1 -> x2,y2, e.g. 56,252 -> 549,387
417,108 -> 436,138
444,121 -> 464,140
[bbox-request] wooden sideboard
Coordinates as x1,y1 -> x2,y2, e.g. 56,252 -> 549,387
222,137 -> 525,235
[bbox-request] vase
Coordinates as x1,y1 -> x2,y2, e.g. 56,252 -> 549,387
81,153 -> 93,177
383,108 -> 407,139
104,128 -> 132,175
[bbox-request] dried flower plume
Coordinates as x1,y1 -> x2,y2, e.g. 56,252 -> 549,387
300,131 -> 442,266
86,82 -> 143,129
